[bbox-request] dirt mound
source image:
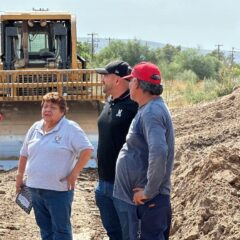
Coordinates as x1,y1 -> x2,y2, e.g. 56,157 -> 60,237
171,88 -> 240,240
0,89 -> 239,240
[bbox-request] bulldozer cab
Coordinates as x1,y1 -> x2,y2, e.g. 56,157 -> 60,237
0,11 -> 80,70
0,11 -> 103,101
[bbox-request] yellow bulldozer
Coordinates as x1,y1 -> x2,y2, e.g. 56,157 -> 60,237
0,11 -> 103,101
0,11 -> 103,159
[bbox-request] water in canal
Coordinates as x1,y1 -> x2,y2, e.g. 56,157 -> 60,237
0,134 -> 98,171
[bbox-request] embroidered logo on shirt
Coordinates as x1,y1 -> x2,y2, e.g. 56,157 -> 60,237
55,135 -> 62,143
116,109 -> 123,117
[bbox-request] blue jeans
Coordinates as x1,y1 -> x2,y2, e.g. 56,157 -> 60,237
114,194 -> 172,240
29,188 -> 74,240
95,180 -> 122,240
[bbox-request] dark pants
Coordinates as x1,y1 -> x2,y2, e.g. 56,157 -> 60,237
29,188 -> 74,240
114,193 -> 172,240
95,180 -> 122,240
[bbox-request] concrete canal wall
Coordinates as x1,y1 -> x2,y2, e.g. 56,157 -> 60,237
0,101 -> 101,159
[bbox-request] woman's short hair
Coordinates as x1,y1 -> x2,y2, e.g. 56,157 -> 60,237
41,92 -> 68,114
138,80 -> 163,95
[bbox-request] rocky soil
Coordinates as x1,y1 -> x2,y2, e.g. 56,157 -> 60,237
0,168 -> 107,240
0,88 -> 240,240
170,88 -> 240,240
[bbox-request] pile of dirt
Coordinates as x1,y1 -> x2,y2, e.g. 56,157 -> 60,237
170,88 -> 240,240
0,88 -> 239,240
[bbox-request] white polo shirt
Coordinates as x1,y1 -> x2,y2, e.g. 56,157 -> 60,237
20,117 -> 94,191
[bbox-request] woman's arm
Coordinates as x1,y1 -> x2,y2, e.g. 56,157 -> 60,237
16,155 -> 27,193
65,148 -> 93,190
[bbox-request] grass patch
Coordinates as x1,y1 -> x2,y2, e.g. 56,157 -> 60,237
163,76 -> 240,108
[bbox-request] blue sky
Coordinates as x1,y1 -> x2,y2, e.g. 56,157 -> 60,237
1,0 -> 240,51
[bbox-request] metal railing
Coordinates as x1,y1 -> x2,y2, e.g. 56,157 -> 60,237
0,69 -> 104,102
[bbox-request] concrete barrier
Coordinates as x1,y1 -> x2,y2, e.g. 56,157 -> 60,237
0,101 -> 102,159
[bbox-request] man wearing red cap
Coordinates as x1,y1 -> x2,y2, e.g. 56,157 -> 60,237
113,62 -> 175,240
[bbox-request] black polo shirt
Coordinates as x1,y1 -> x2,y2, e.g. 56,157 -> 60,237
97,90 -> 138,182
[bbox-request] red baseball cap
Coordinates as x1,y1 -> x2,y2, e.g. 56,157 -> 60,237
123,61 -> 161,85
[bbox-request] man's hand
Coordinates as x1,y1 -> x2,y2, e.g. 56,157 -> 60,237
133,187 -> 148,205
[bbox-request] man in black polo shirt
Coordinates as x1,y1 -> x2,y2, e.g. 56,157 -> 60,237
95,61 -> 138,240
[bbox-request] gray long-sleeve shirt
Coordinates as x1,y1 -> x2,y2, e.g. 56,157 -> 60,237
113,97 -> 175,205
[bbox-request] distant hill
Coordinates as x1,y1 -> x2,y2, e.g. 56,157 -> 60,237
79,37 -> 240,63
233,51 -> 240,63
78,37 -> 165,52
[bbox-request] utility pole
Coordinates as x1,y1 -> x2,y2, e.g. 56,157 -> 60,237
230,47 -> 235,67
106,37 -> 111,45
215,44 -> 223,60
229,48 -> 240,66
87,32 -> 98,61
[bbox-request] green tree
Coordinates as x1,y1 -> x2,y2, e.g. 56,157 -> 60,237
208,49 -> 225,62
122,39 -> 157,66
176,49 -> 221,80
93,40 -> 126,67
232,65 -> 240,78
77,41 -> 91,62
94,39 -> 157,67
160,61 -> 181,80
161,44 -> 181,63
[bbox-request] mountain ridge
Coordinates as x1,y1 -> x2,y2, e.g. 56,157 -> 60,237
79,37 -> 240,63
